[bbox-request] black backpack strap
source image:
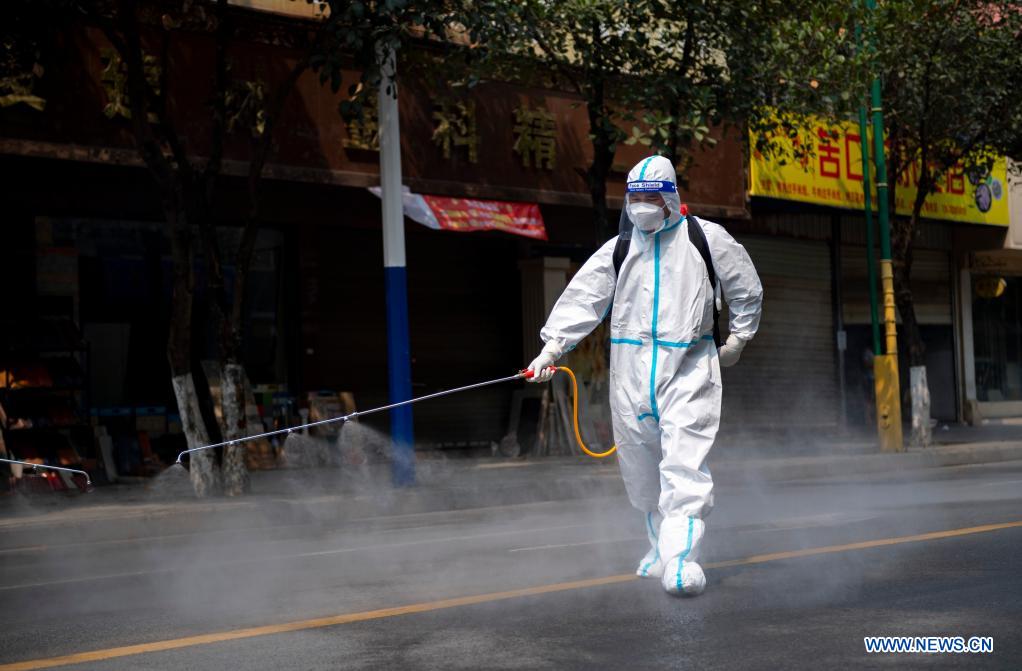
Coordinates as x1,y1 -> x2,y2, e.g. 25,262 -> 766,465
612,235 -> 629,276
686,216 -> 722,348
605,235 -> 629,325
611,214 -> 721,348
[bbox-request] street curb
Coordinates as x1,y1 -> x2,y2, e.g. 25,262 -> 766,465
2,442 -> 1020,550
711,442 -> 1022,484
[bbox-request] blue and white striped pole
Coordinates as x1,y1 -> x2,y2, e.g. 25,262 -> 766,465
378,45 -> 415,486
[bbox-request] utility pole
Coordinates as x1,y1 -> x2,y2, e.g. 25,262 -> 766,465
378,44 -> 416,484
866,0 -> 904,452
857,106 -> 881,358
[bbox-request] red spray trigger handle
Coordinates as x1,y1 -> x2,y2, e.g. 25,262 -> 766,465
521,367 -> 556,379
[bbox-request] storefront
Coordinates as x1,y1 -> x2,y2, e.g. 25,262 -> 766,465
747,117 -> 1013,430
960,249 -> 1022,421
952,160 -> 1022,422
0,18 -> 754,469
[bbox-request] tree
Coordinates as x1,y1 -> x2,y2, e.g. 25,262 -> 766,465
866,0 -> 1022,444
90,0 -> 327,494
467,0 -> 657,242
0,1 -> 54,111
622,2 -> 826,182
2,0 -> 326,495
743,2 -> 1022,444
306,1 -> 644,243
464,1 -> 859,240
195,16 -> 316,495
300,0 -> 471,115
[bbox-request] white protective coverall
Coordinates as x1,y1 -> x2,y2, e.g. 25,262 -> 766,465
532,155 -> 763,595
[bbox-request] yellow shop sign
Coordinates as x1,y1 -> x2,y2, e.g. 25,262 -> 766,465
749,115 -> 1009,227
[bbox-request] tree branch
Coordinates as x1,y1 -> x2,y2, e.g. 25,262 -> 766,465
111,0 -> 177,192
204,0 -> 230,193
519,5 -> 581,93
247,52 -> 309,210
155,28 -> 190,175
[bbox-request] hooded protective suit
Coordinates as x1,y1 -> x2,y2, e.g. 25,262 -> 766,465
529,155 -> 763,595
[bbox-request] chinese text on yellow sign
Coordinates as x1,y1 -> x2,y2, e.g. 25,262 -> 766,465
749,116 -> 1008,227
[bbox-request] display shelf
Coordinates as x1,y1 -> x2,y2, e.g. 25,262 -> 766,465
1,315 -> 93,482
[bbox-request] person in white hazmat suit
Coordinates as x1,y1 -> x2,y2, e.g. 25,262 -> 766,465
526,155 -> 763,596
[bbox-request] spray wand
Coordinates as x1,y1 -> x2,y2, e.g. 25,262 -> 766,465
174,366 -> 616,465
0,369 -> 612,490
0,458 -> 92,488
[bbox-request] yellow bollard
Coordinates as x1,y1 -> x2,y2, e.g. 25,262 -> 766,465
873,354 -> 904,452
880,261 -> 898,356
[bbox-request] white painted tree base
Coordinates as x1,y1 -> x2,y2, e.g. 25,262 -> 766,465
172,372 -> 217,497
220,363 -> 250,496
910,365 -> 932,447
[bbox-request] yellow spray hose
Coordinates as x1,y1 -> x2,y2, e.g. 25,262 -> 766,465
554,366 -> 617,459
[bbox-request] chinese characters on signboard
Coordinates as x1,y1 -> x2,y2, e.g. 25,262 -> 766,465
341,106 -> 379,151
431,101 -> 479,163
427,101 -> 559,170
749,113 -> 1009,226
367,187 -> 548,240
512,106 -> 557,169
423,195 -> 547,239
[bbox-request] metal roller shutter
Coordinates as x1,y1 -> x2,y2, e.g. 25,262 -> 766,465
720,235 -> 838,429
840,245 -> 956,420
841,247 -> 952,325
300,221 -> 521,448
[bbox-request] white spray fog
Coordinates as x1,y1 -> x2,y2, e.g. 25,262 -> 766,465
1,371 -> 1015,669
0,418 -> 632,649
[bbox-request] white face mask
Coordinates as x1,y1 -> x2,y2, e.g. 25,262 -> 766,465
627,202 -> 666,232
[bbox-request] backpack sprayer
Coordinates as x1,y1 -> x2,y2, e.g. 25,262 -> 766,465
174,366 -> 615,466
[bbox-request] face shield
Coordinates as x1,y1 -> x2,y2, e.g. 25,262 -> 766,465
624,179 -> 683,235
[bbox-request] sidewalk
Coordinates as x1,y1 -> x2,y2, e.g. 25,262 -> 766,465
2,425 -> 1021,551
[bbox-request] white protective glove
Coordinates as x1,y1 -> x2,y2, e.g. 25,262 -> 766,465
526,341 -> 561,383
717,334 -> 747,368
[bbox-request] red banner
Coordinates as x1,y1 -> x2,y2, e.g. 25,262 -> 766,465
422,195 -> 547,240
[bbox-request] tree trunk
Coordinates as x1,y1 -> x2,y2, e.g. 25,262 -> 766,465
891,171 -> 934,446
167,224 -> 218,495
219,222 -> 260,496
890,216 -> 926,368
588,150 -> 613,243
910,365 -> 932,447
171,372 -> 215,493
586,81 -> 616,243
219,361 -> 249,495
587,133 -> 614,241
214,54 -> 306,495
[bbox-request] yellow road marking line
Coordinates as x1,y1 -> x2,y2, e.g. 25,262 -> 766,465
705,520 -> 1022,568
3,519 -> 1021,671
0,575 -> 635,671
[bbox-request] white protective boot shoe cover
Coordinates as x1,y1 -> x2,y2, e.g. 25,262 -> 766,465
659,516 -> 706,596
662,558 -> 706,596
636,510 -> 665,578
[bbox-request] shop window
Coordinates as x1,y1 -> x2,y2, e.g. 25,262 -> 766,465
973,276 -> 1022,402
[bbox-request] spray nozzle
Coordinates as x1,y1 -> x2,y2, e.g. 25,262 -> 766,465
519,367 -> 557,380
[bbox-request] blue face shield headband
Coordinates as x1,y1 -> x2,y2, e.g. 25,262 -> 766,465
626,180 -> 678,193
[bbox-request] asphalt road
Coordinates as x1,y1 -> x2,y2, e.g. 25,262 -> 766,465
1,461 -> 1021,669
